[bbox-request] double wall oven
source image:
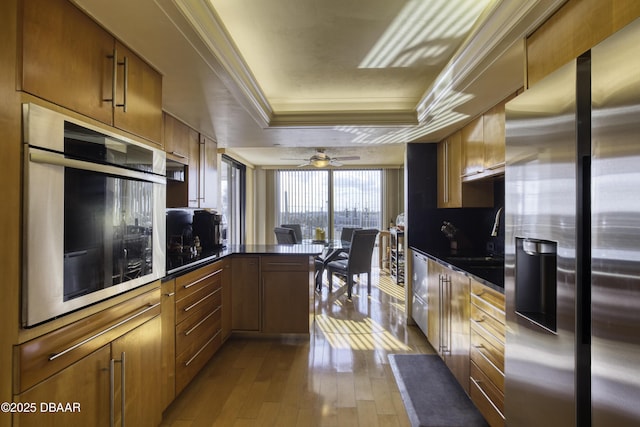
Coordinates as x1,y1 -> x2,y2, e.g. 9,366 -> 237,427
22,103 -> 166,327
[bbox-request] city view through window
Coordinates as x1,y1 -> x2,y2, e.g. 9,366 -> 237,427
277,169 -> 382,240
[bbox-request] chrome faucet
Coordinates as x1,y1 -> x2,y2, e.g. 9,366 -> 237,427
491,207 -> 504,237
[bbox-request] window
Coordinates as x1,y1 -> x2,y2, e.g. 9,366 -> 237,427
220,155 -> 246,244
277,170 -> 329,240
276,169 -> 382,240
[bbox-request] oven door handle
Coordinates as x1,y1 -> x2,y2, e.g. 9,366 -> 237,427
29,148 -> 166,185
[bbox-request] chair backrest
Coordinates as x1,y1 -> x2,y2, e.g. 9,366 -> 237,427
339,227 -> 361,244
346,229 -> 379,274
281,224 -> 302,243
274,227 -> 297,244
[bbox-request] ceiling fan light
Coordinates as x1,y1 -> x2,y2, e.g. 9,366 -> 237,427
312,158 -> 330,167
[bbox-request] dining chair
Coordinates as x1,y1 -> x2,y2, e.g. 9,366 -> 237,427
281,224 -> 303,243
274,227 -> 297,244
336,226 -> 361,259
326,228 -> 378,299
339,227 -> 361,243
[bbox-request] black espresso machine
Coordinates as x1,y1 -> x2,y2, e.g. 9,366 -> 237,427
192,210 -> 227,250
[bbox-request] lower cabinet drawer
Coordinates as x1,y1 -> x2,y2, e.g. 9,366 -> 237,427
175,281 -> 220,324
260,255 -> 310,271
175,328 -> 222,395
470,327 -> 504,372
176,297 -> 221,356
470,362 -> 505,427
470,340 -> 505,392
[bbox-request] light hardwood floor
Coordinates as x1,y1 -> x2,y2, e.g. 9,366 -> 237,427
160,260 -> 435,427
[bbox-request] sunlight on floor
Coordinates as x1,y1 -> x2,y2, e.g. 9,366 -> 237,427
316,313 -> 411,351
376,273 -> 406,302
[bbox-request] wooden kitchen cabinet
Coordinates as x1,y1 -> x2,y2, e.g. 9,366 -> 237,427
461,116 -> 485,178
461,95 -> 514,182
14,288 -> 162,427
21,0 -> 163,146
165,127 -> 217,209
469,280 -> 506,427
14,346 -> 111,427
261,256 -> 311,334
199,135 -> 218,209
112,41 -> 163,145
174,261 -> 224,395
231,256 -> 261,331
438,131 -> 493,208
437,131 -> 462,208
221,257 -> 233,340
482,101 -> 506,172
160,278 -> 176,410
165,113 -> 201,208
110,316 -> 162,427
426,259 -> 470,393
21,0 -> 113,126
164,113 -> 196,163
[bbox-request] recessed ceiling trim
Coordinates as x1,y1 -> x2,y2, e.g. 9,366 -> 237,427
269,110 -> 418,128
173,0 -> 273,126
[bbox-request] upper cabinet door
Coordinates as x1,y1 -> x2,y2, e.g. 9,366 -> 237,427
21,0 -> 114,125
21,0 -> 163,146
199,135 -> 218,209
113,41 -> 163,146
164,113 -> 193,164
461,116 -> 484,178
483,101 -> 506,171
437,131 -> 462,208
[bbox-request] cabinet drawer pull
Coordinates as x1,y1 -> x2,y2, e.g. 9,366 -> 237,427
104,48 -> 127,111
183,288 -> 220,312
185,330 -> 221,367
169,151 -> 187,159
184,306 -> 221,336
471,376 -> 504,418
117,55 -> 128,112
49,302 -> 160,361
266,262 -> 304,267
109,352 -> 126,427
164,292 -> 176,297
104,48 -> 118,108
183,268 -> 223,289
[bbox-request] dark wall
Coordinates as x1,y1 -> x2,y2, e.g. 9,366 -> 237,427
406,143 -> 438,252
406,142 -> 505,258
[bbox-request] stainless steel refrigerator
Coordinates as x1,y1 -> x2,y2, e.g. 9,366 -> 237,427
504,17 -> 640,426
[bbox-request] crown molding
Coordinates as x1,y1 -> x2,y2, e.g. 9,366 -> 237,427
416,0 -> 566,123
172,0 -> 273,127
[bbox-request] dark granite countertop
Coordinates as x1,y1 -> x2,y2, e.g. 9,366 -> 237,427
410,247 -> 504,294
165,243 -> 324,278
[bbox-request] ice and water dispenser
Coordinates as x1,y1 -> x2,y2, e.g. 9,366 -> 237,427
515,238 -> 558,333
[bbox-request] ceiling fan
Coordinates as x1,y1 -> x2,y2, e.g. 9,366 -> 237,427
286,148 -> 360,167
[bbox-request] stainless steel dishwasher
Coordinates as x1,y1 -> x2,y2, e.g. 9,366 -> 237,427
411,251 -> 428,335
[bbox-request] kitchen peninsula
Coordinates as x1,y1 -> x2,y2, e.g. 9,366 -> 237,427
160,242 -> 323,411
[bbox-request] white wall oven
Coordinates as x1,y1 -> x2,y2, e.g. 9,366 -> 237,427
22,103 -> 166,327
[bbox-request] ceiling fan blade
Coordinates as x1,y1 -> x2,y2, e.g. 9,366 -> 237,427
332,156 -> 360,161
329,159 -> 343,167
297,161 -> 311,167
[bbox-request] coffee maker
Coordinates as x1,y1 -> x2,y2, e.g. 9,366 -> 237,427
192,210 -> 227,250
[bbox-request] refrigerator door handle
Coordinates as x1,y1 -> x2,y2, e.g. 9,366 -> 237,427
523,238 -> 557,256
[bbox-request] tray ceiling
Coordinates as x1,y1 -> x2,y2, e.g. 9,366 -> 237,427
72,0 -> 563,166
